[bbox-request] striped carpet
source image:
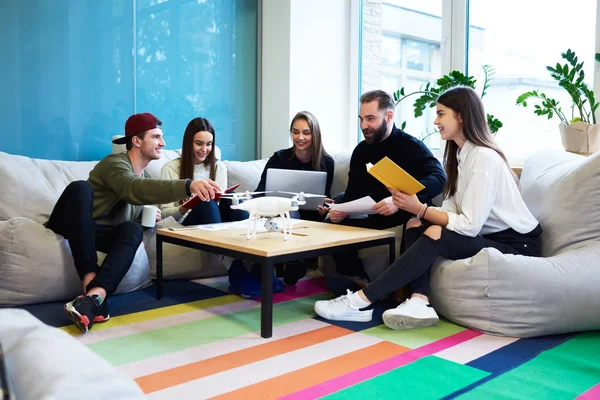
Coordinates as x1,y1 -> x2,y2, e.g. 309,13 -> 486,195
21,277 -> 600,399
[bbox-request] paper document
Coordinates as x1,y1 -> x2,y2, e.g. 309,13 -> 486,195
330,196 -> 377,217
176,218 -> 304,231
366,157 -> 425,195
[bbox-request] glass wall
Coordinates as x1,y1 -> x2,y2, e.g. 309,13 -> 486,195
0,0 -> 257,161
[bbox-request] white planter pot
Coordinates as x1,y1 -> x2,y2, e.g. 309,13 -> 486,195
559,122 -> 600,155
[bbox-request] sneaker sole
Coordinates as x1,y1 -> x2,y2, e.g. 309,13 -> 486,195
94,314 -> 111,323
64,303 -> 90,334
314,307 -> 373,322
382,313 -> 438,330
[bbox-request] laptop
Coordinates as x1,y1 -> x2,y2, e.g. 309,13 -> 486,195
265,168 -> 327,210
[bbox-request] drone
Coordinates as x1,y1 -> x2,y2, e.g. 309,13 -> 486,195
221,191 -> 325,240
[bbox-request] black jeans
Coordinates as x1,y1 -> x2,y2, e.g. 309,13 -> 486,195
46,181 -> 143,295
362,222 -> 543,303
182,197 -> 248,226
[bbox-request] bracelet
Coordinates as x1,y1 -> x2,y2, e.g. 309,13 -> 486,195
422,205 -> 429,220
416,203 -> 427,219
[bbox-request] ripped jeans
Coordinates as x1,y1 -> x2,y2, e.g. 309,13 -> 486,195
361,222 -> 542,303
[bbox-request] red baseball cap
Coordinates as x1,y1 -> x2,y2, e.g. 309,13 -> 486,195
112,113 -> 162,144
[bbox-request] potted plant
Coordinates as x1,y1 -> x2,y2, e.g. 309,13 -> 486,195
392,65 -> 503,141
516,50 -> 600,155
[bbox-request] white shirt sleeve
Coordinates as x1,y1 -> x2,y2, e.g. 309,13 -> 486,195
215,161 -> 228,190
159,160 -> 184,221
445,168 -> 498,237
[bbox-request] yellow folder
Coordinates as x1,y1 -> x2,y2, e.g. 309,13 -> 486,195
366,156 -> 425,195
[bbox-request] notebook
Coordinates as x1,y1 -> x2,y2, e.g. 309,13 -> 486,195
265,168 -> 327,210
366,156 -> 425,195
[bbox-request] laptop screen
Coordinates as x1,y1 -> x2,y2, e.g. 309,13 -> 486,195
265,168 -> 327,210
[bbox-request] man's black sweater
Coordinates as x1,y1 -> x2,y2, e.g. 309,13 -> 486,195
342,125 -> 446,228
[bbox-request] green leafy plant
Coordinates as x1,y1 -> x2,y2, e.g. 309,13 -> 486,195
392,65 -> 503,141
516,49 -> 599,125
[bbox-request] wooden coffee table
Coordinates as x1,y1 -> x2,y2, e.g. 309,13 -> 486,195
155,220 -> 395,338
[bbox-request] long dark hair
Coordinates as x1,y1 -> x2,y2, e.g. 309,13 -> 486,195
438,87 -> 516,198
289,111 -> 330,171
179,117 -> 216,180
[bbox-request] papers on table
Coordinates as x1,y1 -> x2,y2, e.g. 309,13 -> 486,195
329,196 -> 377,218
170,218 -> 304,232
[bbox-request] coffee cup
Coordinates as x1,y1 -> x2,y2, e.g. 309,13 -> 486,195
141,205 -> 158,228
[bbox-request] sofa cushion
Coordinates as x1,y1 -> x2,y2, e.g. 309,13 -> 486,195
520,150 -> 600,256
430,243 -> 600,337
0,218 -> 151,306
224,158 -> 268,193
143,217 -> 227,280
0,309 -> 145,399
0,151 -> 96,223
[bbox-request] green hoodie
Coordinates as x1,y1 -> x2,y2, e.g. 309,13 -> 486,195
88,153 -> 189,227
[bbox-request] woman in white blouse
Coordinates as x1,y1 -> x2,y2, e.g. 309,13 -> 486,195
314,86 -> 542,329
160,117 -> 244,225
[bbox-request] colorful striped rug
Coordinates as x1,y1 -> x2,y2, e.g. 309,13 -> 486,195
21,277 -> 600,399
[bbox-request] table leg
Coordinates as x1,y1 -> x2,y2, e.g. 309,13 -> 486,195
389,237 -> 396,264
261,259 -> 273,338
156,235 -> 163,300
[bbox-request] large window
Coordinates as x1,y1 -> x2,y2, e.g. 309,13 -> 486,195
363,1 -> 443,150
361,0 -> 600,163
0,0 -> 257,161
468,0 -> 598,162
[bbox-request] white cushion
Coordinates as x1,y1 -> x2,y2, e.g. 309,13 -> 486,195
0,151 -> 96,223
143,217 -> 227,280
0,218 -> 151,306
0,309 -> 144,399
224,158 -> 268,193
520,149 -> 600,256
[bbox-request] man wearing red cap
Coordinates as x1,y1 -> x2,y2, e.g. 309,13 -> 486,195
46,113 -> 221,334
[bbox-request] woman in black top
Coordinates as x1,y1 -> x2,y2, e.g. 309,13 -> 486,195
254,111 -> 335,285
255,111 -> 335,222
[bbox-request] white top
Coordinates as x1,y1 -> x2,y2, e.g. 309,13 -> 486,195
437,141 -> 538,237
159,158 -> 228,220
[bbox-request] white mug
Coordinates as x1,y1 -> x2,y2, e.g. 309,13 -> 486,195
141,205 -> 158,228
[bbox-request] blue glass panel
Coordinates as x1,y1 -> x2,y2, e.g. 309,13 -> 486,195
135,0 -> 257,161
0,0 -> 256,162
0,0 -> 134,161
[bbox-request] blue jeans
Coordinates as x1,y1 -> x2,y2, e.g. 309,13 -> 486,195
46,181 -> 143,295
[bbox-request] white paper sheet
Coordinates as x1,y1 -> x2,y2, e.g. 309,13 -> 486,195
169,218 -> 304,231
329,196 -> 377,217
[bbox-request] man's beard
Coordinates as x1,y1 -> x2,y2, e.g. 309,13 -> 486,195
362,118 -> 388,145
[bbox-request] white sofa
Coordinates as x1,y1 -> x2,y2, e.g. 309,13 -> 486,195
1,148 -> 401,306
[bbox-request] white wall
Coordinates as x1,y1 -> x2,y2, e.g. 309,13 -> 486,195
260,0 -> 359,158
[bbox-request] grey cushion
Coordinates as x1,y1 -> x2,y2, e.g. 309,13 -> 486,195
0,309 -> 145,399
520,149 -> 600,256
430,150 -> 600,337
0,218 -> 151,306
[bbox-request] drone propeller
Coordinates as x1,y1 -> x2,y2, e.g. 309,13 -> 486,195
277,191 -> 326,198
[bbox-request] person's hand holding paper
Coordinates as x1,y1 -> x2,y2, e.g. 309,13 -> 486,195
372,196 -> 399,216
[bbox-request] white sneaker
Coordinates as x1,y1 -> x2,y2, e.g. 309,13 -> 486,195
314,290 -> 373,322
382,298 -> 439,330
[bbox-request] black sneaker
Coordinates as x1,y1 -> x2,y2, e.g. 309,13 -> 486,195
64,294 -> 101,333
94,297 -> 110,323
